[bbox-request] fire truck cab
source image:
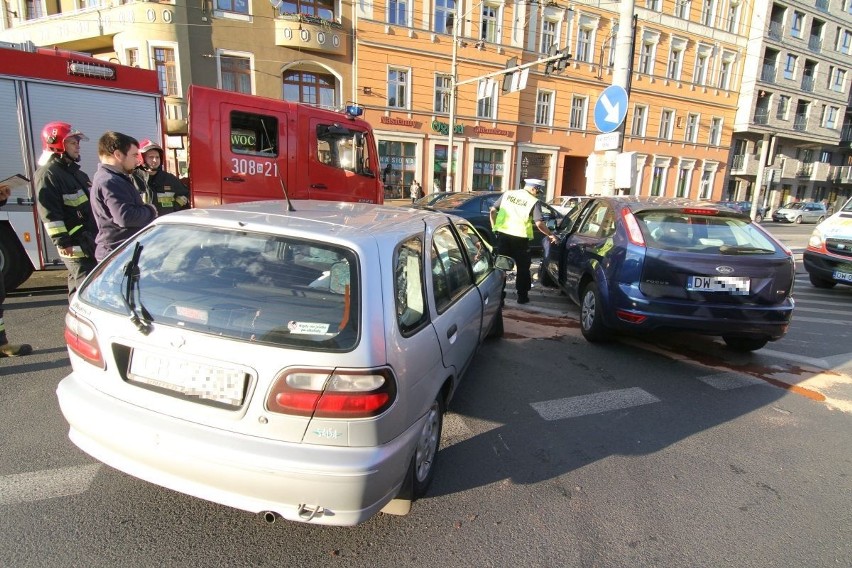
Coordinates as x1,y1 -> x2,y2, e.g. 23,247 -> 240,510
187,85 -> 383,208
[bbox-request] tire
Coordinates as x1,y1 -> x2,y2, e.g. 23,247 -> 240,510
412,396 -> 444,498
795,215 -> 803,224
486,306 -> 504,339
0,225 -> 34,292
723,336 -> 769,352
816,216 -> 825,224
580,282 -> 611,342
808,273 -> 836,289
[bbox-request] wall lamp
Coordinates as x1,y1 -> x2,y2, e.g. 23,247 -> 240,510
362,86 -> 372,95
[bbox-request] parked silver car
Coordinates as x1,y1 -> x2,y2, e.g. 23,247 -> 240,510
57,200 -> 512,526
771,201 -> 827,224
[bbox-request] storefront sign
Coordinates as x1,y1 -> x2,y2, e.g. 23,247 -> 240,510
473,126 -> 512,137
431,120 -> 464,135
380,117 -> 421,128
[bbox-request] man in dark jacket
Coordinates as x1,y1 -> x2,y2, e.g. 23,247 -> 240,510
133,139 -> 190,215
0,183 -> 32,357
90,132 -> 158,261
34,121 -> 98,297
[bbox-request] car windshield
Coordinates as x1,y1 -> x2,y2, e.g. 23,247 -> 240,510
432,194 -> 478,209
638,210 -> 778,254
78,224 -> 360,351
842,199 -> 852,213
783,202 -> 805,210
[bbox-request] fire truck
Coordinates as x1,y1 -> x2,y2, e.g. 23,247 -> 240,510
187,85 -> 383,208
0,41 -> 164,291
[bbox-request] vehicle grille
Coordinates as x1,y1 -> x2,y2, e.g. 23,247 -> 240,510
825,238 -> 852,259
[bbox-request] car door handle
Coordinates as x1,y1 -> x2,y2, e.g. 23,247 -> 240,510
447,324 -> 457,339
310,183 -> 328,189
224,176 -> 245,182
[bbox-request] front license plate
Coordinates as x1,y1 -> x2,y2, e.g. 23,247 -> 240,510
687,275 -> 750,295
128,350 -> 248,406
832,270 -> 852,283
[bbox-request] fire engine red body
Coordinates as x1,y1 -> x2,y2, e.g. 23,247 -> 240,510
188,85 -> 383,208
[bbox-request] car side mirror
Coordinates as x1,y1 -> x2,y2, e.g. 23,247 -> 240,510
494,255 -> 515,271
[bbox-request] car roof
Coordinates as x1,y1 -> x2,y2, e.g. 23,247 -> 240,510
153,200 -> 453,248
584,195 -> 729,212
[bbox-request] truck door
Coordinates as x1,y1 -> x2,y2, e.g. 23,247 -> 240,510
218,103 -> 288,204
307,117 -> 380,203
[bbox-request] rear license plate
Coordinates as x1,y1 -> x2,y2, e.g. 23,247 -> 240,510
833,270 -> 852,283
687,275 -> 750,295
128,350 -> 248,406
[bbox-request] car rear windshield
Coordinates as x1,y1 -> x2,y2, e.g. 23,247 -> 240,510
78,224 -> 360,351
638,210 -> 779,255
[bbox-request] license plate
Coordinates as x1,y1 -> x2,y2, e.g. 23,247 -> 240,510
128,350 -> 248,406
687,275 -> 750,295
833,270 -> 852,283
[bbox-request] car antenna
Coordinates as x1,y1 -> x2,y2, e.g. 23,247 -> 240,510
278,171 -> 295,212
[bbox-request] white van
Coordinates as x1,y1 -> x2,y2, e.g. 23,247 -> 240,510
803,197 -> 852,288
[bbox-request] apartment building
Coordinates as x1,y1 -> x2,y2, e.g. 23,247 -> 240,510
727,0 -> 852,212
2,0 -> 848,204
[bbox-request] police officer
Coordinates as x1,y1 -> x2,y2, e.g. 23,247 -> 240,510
133,139 -> 190,215
0,183 -> 32,357
34,121 -> 98,297
489,178 -> 558,305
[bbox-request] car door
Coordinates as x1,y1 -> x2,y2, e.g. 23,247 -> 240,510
562,201 -> 617,301
428,224 -> 483,378
454,222 -> 502,343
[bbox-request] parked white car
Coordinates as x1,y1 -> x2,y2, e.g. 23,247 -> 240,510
58,200 -> 512,526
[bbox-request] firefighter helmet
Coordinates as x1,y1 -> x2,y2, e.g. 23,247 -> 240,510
137,139 -> 164,167
41,121 -> 88,154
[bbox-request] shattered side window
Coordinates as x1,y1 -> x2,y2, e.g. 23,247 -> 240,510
394,237 -> 428,335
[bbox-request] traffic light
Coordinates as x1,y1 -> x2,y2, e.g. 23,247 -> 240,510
501,57 -> 518,93
545,47 -> 571,75
544,45 -> 559,75
555,48 -> 571,72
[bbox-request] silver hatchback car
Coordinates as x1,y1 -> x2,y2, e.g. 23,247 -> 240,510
771,201 -> 827,224
58,200 -> 511,526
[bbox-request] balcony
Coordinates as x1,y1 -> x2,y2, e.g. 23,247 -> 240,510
801,75 -> 814,92
754,108 -> 770,125
767,21 -> 783,41
834,165 -> 852,183
0,2 -> 174,52
797,163 -> 814,177
274,13 -> 350,56
730,154 -> 759,176
811,161 -> 831,181
760,63 -> 777,83
808,36 -> 822,53
793,114 -> 808,131
841,124 -> 852,143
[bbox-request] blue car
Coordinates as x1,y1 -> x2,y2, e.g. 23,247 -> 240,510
540,196 -> 795,351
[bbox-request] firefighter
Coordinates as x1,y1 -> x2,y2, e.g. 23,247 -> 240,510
133,139 -> 190,215
488,179 -> 558,305
34,121 -> 98,297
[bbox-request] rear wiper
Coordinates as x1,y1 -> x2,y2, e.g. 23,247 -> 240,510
122,242 -> 153,335
719,244 -> 774,255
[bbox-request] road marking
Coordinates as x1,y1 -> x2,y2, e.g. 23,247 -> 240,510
697,372 -> 767,390
0,464 -> 101,505
531,387 -> 660,421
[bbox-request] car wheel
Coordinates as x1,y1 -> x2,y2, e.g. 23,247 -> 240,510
808,273 -> 836,289
412,396 -> 444,498
795,215 -> 803,224
816,216 -> 825,224
722,336 -> 769,352
580,282 -> 610,342
486,306 -> 504,339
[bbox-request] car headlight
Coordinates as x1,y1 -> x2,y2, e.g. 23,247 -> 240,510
808,228 -> 825,248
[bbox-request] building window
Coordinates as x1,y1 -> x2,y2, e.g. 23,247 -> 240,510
646,0 -> 661,11
26,0 -> 44,19
684,113 -> 699,143
477,79 -> 496,119
481,3 -> 500,44
576,28 -> 593,63
724,4 -> 739,33
694,51 -> 710,85
153,47 -> 179,97
472,147 -> 505,191
708,117 -> 722,146
219,55 -> 252,94
667,44 -> 684,80
435,0 -> 455,34
660,109 -> 674,139
831,68 -> 847,92
277,0 -> 333,19
791,11 -> 804,38
840,30 -> 852,55
388,68 -> 409,109
632,105 -> 648,136
541,19 -> 556,54
825,106 -> 839,129
776,95 -> 790,120
784,55 -> 797,80
569,96 -> 587,130
125,48 -> 138,68
283,70 -> 335,108
388,0 -> 408,26
434,74 -> 452,113
650,165 -> 665,196
674,0 -> 690,19
675,166 -> 692,197
718,56 -> 734,89
700,0 -> 715,26
217,0 -> 249,14
699,169 -> 713,199
378,140 -> 417,198
535,91 -> 553,126
638,40 -> 656,74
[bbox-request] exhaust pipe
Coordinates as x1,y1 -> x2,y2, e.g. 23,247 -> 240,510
260,511 -> 279,524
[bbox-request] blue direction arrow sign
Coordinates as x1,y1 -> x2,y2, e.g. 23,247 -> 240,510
594,85 -> 629,134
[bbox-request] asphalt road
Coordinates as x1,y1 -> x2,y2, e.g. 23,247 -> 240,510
1,220 -> 850,567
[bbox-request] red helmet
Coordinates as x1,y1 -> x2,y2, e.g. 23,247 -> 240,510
137,138 -> 164,167
41,121 -> 87,153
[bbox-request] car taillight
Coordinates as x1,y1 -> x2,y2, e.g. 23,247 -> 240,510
64,310 -> 104,368
683,208 -> 719,215
266,368 -> 397,418
621,208 -> 645,246
616,310 -> 647,324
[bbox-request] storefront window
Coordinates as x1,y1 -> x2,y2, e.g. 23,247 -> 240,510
433,144 -> 457,192
379,140 -> 417,199
472,148 -> 504,191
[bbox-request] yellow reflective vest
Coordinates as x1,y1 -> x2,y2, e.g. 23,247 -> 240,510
493,189 -> 537,239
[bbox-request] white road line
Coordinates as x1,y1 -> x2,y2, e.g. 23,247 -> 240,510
0,464 -> 101,506
697,372 -> 767,390
531,387 -> 660,421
